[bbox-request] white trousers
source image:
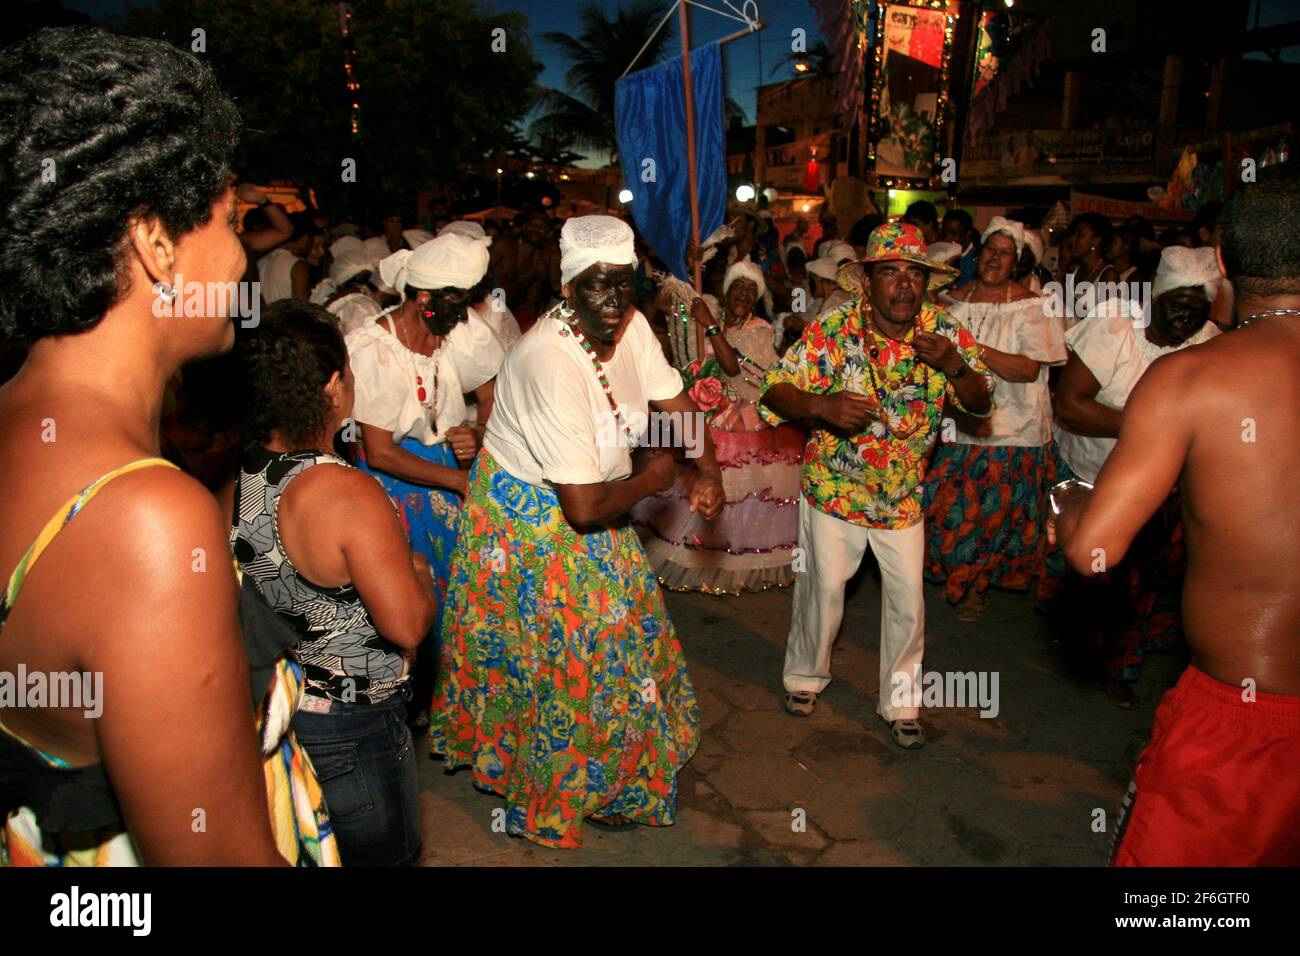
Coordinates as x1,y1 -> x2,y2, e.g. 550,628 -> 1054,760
782,500 -> 926,721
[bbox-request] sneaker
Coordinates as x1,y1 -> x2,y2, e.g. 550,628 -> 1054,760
886,717 -> 926,749
784,690 -> 817,717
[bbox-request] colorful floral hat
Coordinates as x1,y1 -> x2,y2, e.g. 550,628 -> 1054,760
861,221 -> 959,290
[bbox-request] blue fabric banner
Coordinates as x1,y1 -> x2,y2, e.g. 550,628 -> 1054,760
615,42 -> 726,282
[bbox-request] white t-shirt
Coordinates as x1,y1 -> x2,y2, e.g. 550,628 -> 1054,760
346,306 -> 505,446
328,292 -> 383,337
947,297 -> 1066,447
1055,314 -> 1219,482
484,309 -> 685,486
258,247 -> 300,304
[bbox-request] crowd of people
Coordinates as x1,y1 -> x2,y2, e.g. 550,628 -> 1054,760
1,27 -> 1296,869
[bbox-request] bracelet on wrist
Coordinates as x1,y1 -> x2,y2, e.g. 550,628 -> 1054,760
947,361 -> 969,379
704,324 -> 722,337
255,198 -> 271,208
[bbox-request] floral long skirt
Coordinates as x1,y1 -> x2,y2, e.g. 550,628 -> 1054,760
430,451 -> 700,849
357,437 -> 462,618
358,437 -> 462,716
921,442 -> 1051,604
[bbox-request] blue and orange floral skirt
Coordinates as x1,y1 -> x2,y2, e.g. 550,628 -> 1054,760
922,441 -> 1051,604
357,437 -> 462,617
430,451 -> 700,849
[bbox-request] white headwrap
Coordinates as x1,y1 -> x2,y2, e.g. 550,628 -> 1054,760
807,257 -> 840,281
825,241 -> 857,265
362,237 -> 396,293
403,228 -> 434,249
328,236 -> 379,286
379,233 -> 489,299
924,241 -> 962,266
980,216 -> 1026,258
439,220 -> 491,247
1022,229 -> 1044,267
559,215 -> 636,286
722,260 -> 766,300
1153,245 -> 1221,301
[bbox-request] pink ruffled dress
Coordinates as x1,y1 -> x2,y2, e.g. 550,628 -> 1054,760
631,317 -> 805,594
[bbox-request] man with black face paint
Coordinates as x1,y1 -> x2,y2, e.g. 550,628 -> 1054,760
1046,246 -> 1221,708
431,216 -> 724,849
761,223 -> 994,749
345,233 -> 507,734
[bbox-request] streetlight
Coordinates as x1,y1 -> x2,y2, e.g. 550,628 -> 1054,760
735,183 -> 755,203
618,188 -> 634,204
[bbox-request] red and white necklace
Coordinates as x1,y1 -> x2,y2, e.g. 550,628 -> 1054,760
554,305 -> 637,444
396,310 -> 442,432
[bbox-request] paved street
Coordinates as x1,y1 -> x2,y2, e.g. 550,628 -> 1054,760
417,568 -> 1182,866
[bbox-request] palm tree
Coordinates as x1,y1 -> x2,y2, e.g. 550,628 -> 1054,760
531,0 -> 677,162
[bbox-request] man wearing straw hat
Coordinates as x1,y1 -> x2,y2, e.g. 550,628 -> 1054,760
760,222 -> 994,748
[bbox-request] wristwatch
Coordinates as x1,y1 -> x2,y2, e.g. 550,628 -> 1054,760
946,361 -> 969,380
704,325 -> 722,337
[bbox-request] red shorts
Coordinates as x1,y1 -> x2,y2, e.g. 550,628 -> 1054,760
1113,665 -> 1300,866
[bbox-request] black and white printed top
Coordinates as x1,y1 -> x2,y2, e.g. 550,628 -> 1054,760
230,447 -> 408,705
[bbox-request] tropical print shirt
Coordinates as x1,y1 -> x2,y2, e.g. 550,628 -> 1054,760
759,298 -> 994,530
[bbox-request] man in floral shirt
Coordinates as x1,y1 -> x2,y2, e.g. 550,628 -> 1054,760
760,222 -> 994,749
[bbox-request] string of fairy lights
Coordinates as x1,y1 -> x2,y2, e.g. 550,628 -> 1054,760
338,2 -> 361,139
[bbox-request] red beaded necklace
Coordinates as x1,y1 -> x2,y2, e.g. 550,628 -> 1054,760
554,305 -> 637,443
397,309 -> 442,431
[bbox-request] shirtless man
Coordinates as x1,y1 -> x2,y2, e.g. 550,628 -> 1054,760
1050,164 -> 1300,866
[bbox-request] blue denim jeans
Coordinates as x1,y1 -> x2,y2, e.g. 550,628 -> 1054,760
292,688 -> 422,867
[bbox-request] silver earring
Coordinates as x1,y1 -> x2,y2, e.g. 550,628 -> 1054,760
557,299 -> 576,323
154,281 -> 176,303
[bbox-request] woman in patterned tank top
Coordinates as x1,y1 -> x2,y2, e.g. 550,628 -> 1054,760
233,300 -> 438,866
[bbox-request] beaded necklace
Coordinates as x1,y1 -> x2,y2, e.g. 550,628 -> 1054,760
861,302 -> 931,439
555,305 -> 639,445
391,305 -> 443,434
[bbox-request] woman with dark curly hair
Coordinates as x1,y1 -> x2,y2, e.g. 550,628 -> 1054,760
232,301 -> 437,866
0,27 -> 333,866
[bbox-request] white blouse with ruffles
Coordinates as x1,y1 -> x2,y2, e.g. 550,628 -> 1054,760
345,307 -> 505,446
944,296 -> 1067,447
